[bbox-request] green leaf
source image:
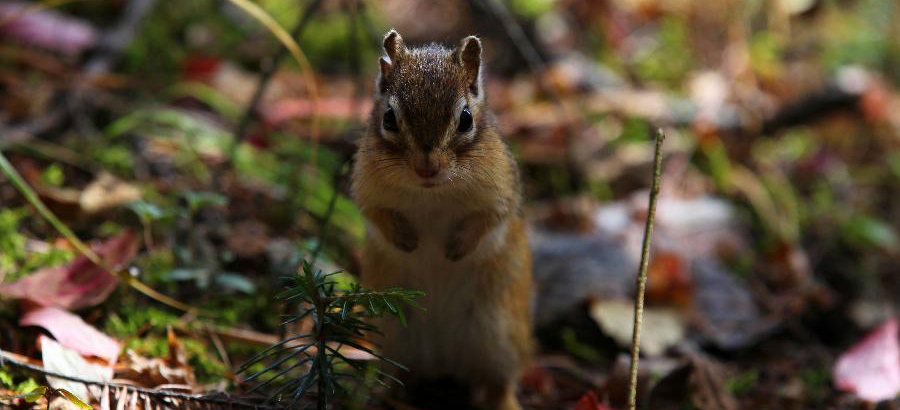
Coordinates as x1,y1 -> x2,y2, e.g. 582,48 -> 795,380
165,82 -> 241,120
183,190 -> 228,211
13,378 -> 39,396
128,201 -> 166,221
56,388 -> 92,410
844,215 -> 899,251
41,163 -> 65,187
18,386 -> 47,403
0,370 -> 13,387
214,272 -> 257,294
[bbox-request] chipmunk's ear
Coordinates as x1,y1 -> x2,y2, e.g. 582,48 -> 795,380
378,57 -> 392,93
378,30 -> 407,93
457,35 -> 483,97
383,29 -> 406,61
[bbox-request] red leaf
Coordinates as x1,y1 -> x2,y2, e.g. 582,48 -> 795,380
262,97 -> 371,126
181,55 -> 222,81
22,307 -> 121,365
575,390 -> 615,410
0,232 -> 138,309
833,319 -> 900,402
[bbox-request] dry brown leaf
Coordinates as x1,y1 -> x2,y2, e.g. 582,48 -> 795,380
40,335 -> 113,405
590,299 -> 686,356
79,172 -> 141,215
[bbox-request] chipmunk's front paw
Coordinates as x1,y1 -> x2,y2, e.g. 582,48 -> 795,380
391,217 -> 418,253
444,236 -> 472,261
394,232 -> 418,252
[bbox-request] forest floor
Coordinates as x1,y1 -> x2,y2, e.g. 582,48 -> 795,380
0,0 -> 899,409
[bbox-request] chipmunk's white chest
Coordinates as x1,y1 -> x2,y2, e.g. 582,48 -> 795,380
364,195 -> 511,378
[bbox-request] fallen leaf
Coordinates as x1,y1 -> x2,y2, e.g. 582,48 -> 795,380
263,97 -> 370,125
116,350 -> 196,389
646,252 -> 693,307
56,389 -> 92,410
575,390 -> 615,410
691,259 -> 779,350
648,356 -> 738,410
79,172 -> 142,215
590,300 -> 686,356
21,306 -> 121,365
519,365 -> 555,398
0,2 -> 98,55
833,319 -> 900,403
0,232 -> 138,309
40,335 -> 113,404
114,327 -> 197,389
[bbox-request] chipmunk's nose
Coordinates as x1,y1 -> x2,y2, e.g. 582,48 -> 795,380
412,149 -> 443,183
414,165 -> 439,179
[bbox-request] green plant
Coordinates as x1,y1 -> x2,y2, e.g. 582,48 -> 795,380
239,261 -> 423,409
1,385 -> 91,409
0,207 -> 75,282
726,370 -> 759,396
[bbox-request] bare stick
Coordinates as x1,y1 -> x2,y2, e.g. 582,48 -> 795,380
627,129 -> 666,410
474,0 -> 587,190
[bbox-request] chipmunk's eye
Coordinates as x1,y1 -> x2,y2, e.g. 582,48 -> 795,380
383,107 -> 399,133
457,106 -> 473,133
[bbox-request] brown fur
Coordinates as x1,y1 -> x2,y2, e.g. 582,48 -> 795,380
351,30 -> 533,410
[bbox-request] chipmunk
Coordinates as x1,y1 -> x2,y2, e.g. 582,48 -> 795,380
351,30 -> 533,410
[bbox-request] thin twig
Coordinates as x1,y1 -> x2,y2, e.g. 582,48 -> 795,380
218,0 -> 325,181
473,0 -> 587,190
627,129 -> 666,410
477,0 -> 544,74
0,350 -> 279,410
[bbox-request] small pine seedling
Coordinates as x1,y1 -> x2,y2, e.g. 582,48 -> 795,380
238,260 -> 423,409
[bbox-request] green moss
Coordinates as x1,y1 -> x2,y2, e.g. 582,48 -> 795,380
0,208 -> 75,283
105,306 -> 181,338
